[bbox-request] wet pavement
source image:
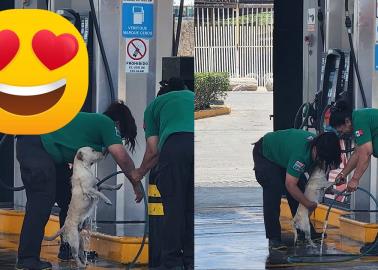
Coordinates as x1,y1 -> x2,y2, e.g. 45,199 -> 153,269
0,233 -> 147,270
195,92 -> 378,269
195,186 -> 378,270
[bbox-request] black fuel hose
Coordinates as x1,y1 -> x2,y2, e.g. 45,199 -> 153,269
88,0 -> 116,102
318,0 -> 325,51
344,0 -> 368,108
95,171 -> 148,269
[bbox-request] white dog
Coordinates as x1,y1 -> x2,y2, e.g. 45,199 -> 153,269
292,166 -> 333,247
45,147 -> 122,268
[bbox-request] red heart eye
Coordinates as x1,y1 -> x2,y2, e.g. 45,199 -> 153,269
32,30 -> 79,70
0,30 -> 20,70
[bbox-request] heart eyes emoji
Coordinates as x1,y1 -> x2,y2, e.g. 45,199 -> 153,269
0,29 -> 78,71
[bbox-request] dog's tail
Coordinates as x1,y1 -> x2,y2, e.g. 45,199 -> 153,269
44,226 -> 64,241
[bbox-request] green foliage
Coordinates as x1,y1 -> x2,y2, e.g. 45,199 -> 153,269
195,72 -> 229,111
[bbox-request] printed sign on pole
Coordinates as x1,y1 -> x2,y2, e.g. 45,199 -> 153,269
122,0 -> 154,39
307,8 -> 316,32
126,38 -> 149,73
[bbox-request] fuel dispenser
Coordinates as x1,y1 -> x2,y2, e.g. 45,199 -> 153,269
56,8 -> 94,112
298,0 -> 378,211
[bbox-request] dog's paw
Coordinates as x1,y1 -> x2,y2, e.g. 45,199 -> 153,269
105,199 -> 112,205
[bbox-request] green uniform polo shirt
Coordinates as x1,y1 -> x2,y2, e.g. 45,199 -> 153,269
144,90 -> 194,150
352,109 -> 378,157
41,112 -> 122,164
262,129 -> 315,178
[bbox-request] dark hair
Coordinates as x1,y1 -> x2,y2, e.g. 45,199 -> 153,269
310,132 -> 341,170
157,77 -> 186,96
329,100 -> 353,128
103,101 -> 137,153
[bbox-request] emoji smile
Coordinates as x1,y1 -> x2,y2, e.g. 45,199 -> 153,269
0,79 -> 66,115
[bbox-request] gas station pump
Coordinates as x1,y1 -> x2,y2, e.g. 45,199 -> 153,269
298,0 -> 378,212
56,8 -> 94,112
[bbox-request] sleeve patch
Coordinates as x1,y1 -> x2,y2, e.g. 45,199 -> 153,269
115,126 -> 121,138
293,161 -> 305,172
355,129 -> 364,137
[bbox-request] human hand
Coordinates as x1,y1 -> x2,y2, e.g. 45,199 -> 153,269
132,182 -> 144,203
305,201 -> 318,213
130,168 -> 144,184
335,172 -> 347,186
347,178 -> 359,192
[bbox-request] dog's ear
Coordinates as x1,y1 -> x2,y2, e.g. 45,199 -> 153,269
77,151 -> 83,161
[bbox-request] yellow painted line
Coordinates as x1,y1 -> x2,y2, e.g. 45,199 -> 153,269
195,106 -> 231,120
148,184 -> 161,197
0,209 -> 148,264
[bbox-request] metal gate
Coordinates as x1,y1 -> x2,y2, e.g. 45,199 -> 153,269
194,1 -> 274,86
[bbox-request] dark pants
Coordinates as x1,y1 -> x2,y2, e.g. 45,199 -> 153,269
156,132 -> 194,269
149,165 -> 164,268
252,138 -> 306,240
16,136 -> 72,261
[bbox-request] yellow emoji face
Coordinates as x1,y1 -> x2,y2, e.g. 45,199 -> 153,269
0,9 -> 88,134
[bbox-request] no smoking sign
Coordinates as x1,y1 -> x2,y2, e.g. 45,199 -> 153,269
126,38 -> 149,73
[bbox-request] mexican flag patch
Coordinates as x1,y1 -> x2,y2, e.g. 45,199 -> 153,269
293,161 -> 305,172
355,129 -> 364,137
115,126 -> 121,138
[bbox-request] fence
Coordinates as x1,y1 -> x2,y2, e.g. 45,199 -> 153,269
194,3 -> 274,86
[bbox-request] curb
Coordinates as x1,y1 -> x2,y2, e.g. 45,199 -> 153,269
0,209 -> 148,264
195,106 -> 231,120
280,198 -> 378,243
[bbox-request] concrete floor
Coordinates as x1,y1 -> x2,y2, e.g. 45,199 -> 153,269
195,92 -> 378,269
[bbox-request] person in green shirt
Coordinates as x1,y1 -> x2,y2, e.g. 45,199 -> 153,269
131,78 -> 194,270
253,129 -> 341,251
15,101 -> 141,270
330,101 -> 378,193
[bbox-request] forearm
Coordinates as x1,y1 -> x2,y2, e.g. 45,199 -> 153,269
108,144 -> 135,180
117,154 -> 136,180
341,151 -> 359,176
139,149 -> 159,176
286,182 -> 311,208
351,153 -> 370,182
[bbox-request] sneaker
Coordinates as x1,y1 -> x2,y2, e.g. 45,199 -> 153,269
15,259 -> 52,270
58,242 -> 73,261
269,239 -> 287,251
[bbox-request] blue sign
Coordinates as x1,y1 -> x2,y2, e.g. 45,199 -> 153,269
122,1 -> 154,39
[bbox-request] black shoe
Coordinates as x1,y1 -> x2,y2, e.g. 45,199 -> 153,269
269,239 -> 287,251
15,259 -> 52,270
58,242 -> 73,261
